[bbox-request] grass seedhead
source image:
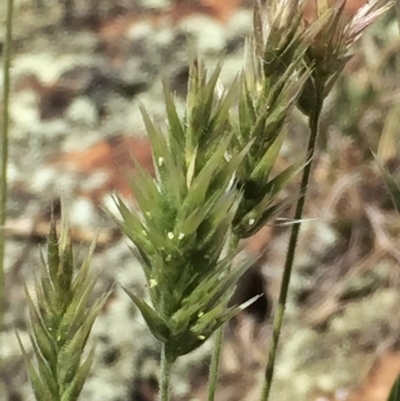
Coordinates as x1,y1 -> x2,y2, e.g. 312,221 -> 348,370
114,58 -> 258,362
231,37 -> 310,238
17,211 -> 111,401
298,0 -> 394,116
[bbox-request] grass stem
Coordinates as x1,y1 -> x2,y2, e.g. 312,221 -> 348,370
207,233 -> 239,401
0,0 -> 14,332
160,344 -> 172,401
207,324 -> 224,401
259,87 -> 324,401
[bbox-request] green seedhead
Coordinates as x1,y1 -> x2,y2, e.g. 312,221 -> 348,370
230,3 -> 316,239
17,215 -> 110,401
114,58 -> 259,363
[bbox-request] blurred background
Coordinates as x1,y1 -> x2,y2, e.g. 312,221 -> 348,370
1,1 -> 400,400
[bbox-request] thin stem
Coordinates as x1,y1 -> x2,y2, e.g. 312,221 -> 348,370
260,86 -> 324,401
159,343 -> 172,401
207,233 -> 239,401
0,0 -> 14,332
207,323 -> 224,401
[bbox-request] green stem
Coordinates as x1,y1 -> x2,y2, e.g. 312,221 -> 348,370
0,0 -> 14,332
259,87 -> 324,401
160,343 -> 172,401
207,233 -> 239,401
207,323 -> 224,401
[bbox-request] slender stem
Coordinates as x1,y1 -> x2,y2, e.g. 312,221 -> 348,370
207,323 -> 224,401
259,87 -> 324,401
159,343 -> 172,401
0,0 -> 14,332
207,233 -> 239,401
